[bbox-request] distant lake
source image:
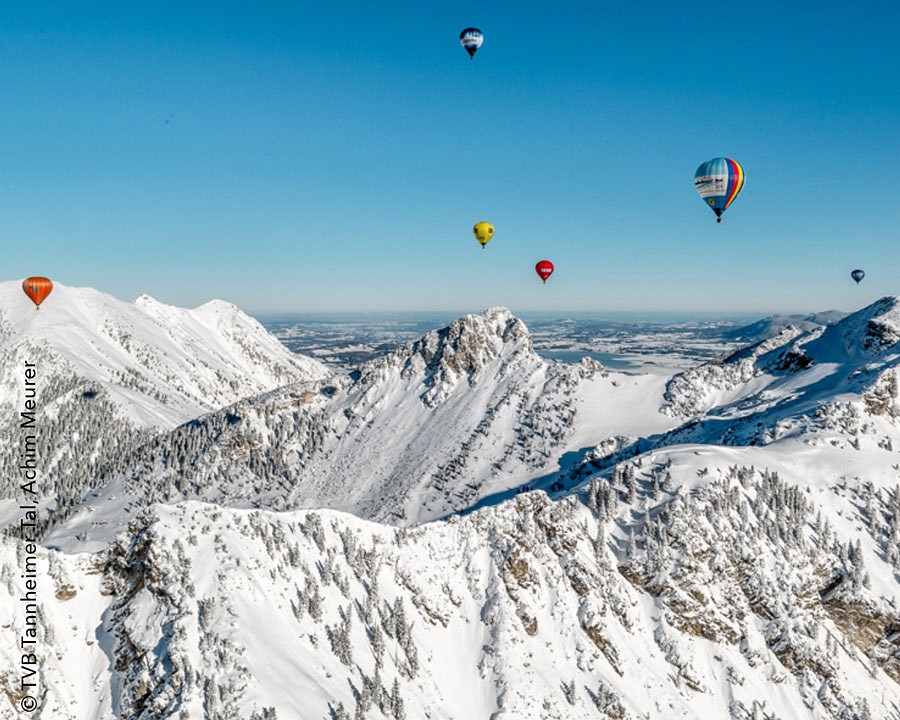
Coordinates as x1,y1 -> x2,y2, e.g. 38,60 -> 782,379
537,349 -> 636,368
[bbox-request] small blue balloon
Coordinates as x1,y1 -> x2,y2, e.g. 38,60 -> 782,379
851,269 -> 865,284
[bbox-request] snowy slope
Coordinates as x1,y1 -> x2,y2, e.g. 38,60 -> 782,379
6,458 -> 900,720
48,308 -> 676,545
0,280 -> 329,428
0,280 -> 329,536
662,297 -> 900,435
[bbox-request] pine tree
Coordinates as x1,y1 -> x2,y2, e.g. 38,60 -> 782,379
627,475 -> 637,503
390,677 -> 406,720
403,637 -> 419,678
393,597 -> 408,645
371,624 -> 385,663
852,538 -> 866,590
330,606 -> 353,666
593,525 -> 607,568
308,580 -> 323,622
587,478 -> 600,514
626,527 -> 638,562
353,699 -> 366,720
562,678 -> 577,706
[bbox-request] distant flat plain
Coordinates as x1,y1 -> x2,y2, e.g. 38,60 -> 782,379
260,311 -> 759,374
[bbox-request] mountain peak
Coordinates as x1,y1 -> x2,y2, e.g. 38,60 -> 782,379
0,280 -> 329,427
196,298 -> 241,314
852,295 -> 900,351
436,307 -> 531,368
801,295 -> 900,362
354,307 -> 534,401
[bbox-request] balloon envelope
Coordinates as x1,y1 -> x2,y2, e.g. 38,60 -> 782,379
535,260 -> 554,283
22,276 -> 53,308
473,221 -> 494,249
460,27 -> 483,59
851,269 -> 865,284
694,157 -> 744,222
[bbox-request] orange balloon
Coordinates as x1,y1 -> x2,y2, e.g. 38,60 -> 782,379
22,277 -> 53,308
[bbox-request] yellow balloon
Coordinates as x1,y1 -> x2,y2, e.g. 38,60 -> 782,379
473,221 -> 494,249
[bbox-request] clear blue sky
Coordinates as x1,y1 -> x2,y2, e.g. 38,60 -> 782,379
2,2 -> 898,315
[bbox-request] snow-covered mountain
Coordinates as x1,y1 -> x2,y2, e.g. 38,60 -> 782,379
0,281 -> 328,428
722,310 -> 847,343
5,456 -> 900,719
6,294 -> 900,719
659,296 -> 900,442
49,307 -> 676,545
0,281 -> 329,535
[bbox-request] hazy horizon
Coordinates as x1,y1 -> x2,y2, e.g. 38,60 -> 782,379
256,308 -> 768,324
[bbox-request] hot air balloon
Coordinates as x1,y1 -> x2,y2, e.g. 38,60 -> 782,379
460,28 -> 483,59
694,157 -> 744,223
22,277 -> 53,309
851,269 -> 865,284
535,260 -> 554,283
473,221 -> 494,250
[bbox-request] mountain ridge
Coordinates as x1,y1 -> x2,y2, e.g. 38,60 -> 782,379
45,306 -> 674,547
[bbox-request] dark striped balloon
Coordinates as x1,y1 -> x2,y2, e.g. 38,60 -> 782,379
460,28 -> 483,59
